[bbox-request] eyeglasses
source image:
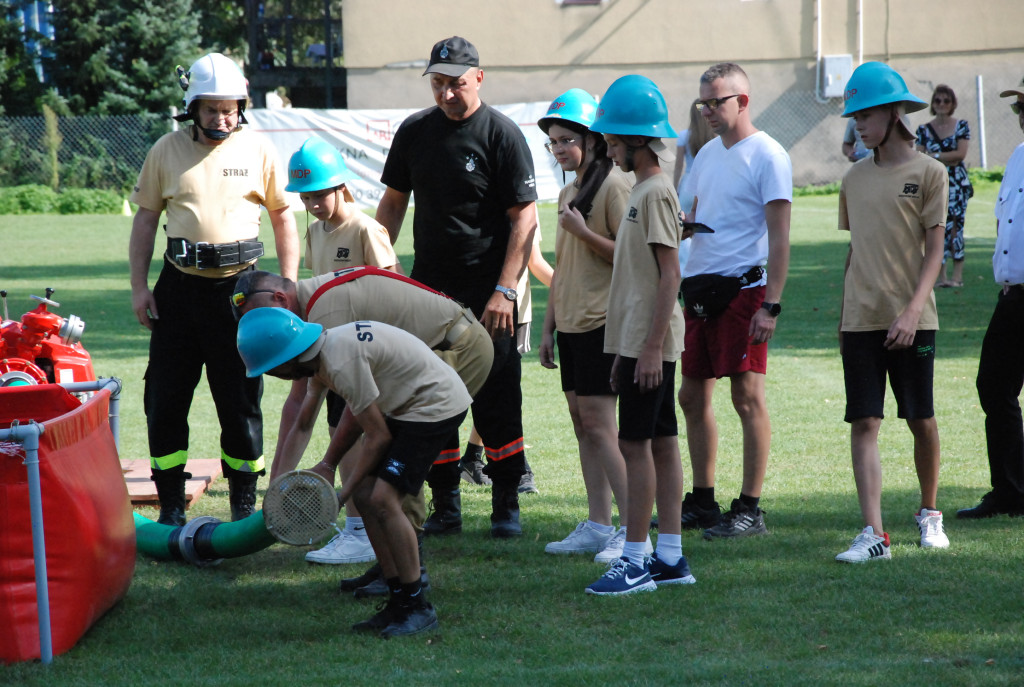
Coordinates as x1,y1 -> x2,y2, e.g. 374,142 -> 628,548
933,97 -> 951,104
231,289 -> 275,308
695,94 -> 741,112
544,137 -> 577,153
1012,101 -> 1023,115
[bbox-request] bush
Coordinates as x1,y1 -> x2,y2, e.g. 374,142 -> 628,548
0,185 -> 124,214
55,187 -> 123,214
794,181 -> 841,196
969,166 -> 1004,184
0,184 -> 58,213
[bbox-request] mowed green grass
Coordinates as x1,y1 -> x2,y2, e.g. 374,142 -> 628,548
2,184 -> 1023,685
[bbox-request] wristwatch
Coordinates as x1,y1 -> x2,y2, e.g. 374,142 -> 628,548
495,285 -> 518,302
761,302 -> 782,317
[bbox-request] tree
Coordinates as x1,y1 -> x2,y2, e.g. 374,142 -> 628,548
44,0 -> 203,115
193,0 -> 247,57
0,1 -> 48,116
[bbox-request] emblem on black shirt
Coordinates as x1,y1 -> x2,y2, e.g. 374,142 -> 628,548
465,154 -> 477,172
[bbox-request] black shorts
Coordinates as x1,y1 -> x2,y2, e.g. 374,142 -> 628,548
326,391 -> 345,428
557,327 -> 616,396
842,330 -> 936,422
376,411 -> 468,495
616,357 -> 678,441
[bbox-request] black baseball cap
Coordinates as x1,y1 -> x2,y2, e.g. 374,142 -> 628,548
422,36 -> 479,77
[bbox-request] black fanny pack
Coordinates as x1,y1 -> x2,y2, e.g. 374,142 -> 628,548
681,266 -> 763,319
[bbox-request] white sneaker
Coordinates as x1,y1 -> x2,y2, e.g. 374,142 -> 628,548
593,528 -> 654,564
305,529 -> 377,565
915,508 -> 950,549
545,521 -> 614,554
835,526 -> 891,563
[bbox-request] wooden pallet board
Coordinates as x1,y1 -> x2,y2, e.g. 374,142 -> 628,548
121,458 -> 223,509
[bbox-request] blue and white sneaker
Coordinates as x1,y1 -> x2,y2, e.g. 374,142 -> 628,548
585,557 -> 656,596
649,552 -> 696,586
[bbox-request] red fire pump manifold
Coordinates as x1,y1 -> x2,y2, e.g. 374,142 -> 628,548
0,288 -> 95,389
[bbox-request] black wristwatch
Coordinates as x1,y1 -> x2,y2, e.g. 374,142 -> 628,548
761,302 -> 782,317
495,285 -> 518,302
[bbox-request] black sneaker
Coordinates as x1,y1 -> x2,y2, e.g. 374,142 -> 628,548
380,602 -> 439,639
650,492 -> 722,530
339,562 -> 382,593
354,566 -> 430,598
702,499 -> 767,540
518,470 -> 539,495
353,598 -> 398,633
460,456 -> 491,486
682,492 -> 722,529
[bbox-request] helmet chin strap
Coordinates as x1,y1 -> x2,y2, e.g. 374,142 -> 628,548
622,144 -> 638,173
184,105 -> 247,141
872,106 -> 899,161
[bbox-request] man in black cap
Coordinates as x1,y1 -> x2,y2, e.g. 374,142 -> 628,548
375,36 -> 539,538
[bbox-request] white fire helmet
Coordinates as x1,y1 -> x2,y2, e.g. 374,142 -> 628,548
180,53 -> 249,110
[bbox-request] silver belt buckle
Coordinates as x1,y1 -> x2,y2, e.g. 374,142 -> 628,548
171,238 -> 191,267
194,241 -> 211,269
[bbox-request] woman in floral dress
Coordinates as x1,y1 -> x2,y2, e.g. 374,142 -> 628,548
916,84 -> 974,287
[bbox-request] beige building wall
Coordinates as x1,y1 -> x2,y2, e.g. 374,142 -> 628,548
343,0 -> 1024,184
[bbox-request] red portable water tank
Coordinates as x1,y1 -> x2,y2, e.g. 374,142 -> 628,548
0,384 -> 135,663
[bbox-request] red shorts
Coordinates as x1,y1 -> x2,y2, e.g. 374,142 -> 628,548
681,285 -> 768,379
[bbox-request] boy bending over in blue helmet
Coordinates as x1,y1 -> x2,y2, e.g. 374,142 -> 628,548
584,75 -> 694,595
237,308 -> 470,637
835,62 -> 950,563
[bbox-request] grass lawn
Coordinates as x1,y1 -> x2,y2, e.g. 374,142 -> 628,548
2,183 -> 1023,685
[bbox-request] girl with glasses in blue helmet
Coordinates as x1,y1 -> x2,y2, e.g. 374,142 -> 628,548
536,88 -> 641,566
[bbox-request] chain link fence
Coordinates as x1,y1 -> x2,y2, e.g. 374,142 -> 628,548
0,114 -> 171,195
0,89 -> 1020,195
755,89 -> 1022,187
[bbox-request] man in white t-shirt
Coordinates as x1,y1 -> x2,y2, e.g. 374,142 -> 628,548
677,62 -> 792,539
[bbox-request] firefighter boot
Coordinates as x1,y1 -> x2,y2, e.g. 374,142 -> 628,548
423,487 -> 462,536
228,472 -> 259,521
152,469 -> 189,527
490,478 -> 522,538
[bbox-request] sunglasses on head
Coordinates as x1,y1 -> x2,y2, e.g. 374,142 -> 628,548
231,289 -> 275,308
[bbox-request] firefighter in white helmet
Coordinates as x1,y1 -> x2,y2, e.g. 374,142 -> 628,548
128,52 -> 299,526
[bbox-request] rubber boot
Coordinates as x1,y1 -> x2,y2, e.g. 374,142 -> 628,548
423,486 -> 462,536
152,469 -> 189,527
490,478 -> 522,538
228,472 -> 259,522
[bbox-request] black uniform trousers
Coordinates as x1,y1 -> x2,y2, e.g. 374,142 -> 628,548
976,286 -> 1024,506
145,258 -> 263,476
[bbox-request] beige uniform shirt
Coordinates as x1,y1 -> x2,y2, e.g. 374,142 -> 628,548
297,268 -> 492,396
604,173 -> 685,360
311,321 -> 472,422
304,212 -> 396,275
130,127 -> 290,278
839,154 -> 947,332
553,169 -> 631,333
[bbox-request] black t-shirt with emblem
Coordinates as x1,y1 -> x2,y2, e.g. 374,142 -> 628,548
381,102 -> 538,315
